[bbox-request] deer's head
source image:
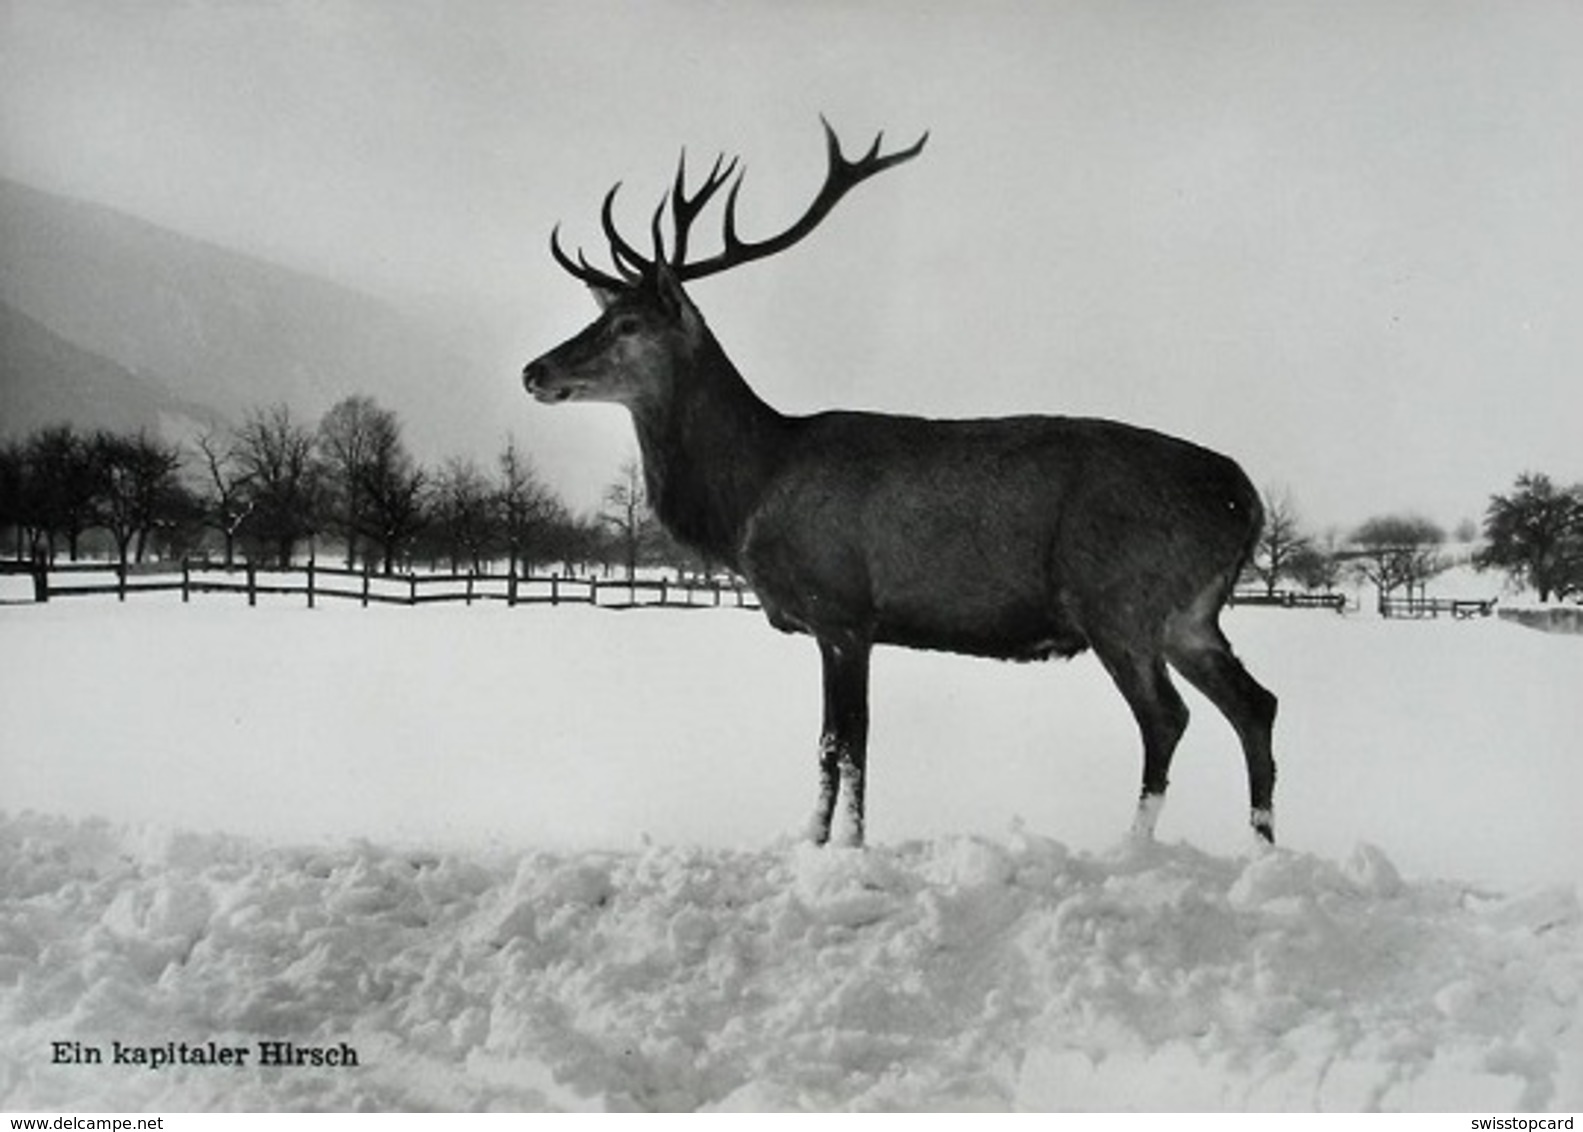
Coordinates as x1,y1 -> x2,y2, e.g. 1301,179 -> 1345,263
522,119 -> 928,409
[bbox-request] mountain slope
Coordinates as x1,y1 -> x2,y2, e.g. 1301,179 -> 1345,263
0,300 -> 219,438
0,178 -> 506,460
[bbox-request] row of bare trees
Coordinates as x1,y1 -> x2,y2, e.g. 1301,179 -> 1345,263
1,398 -> 694,577
0,425 -> 192,566
7,415 -> 1577,599
1248,473 -> 1583,605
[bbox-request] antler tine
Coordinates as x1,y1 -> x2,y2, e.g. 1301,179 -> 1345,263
827,114 -> 930,180
578,247 -> 618,283
669,150 -> 740,266
649,195 -> 668,265
675,119 -> 928,282
550,223 -> 629,291
598,183 -> 654,281
719,173 -> 748,260
821,113 -> 845,165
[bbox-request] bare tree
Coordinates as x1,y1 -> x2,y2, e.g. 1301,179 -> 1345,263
1286,529 -> 1343,593
355,420 -> 426,575
194,431 -> 253,566
91,429 -> 184,566
0,440 -> 37,558
1249,487 -> 1312,597
317,395 -> 400,568
496,436 -> 560,575
430,457 -> 495,572
1350,514 -> 1447,609
142,479 -> 207,562
232,404 -> 322,566
23,425 -> 98,561
601,457 -> 656,580
535,508 -> 603,575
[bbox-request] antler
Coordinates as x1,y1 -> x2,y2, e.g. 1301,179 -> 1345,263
668,150 -> 740,267
551,220 -> 628,292
676,116 -> 929,281
550,118 -> 929,289
549,180 -> 660,290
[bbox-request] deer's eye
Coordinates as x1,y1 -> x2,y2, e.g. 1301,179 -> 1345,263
609,315 -> 643,338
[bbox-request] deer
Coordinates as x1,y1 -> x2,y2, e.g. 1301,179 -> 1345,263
521,120 -> 1278,849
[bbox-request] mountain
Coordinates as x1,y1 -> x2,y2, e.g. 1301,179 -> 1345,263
0,300 -> 223,439
0,178 -> 507,461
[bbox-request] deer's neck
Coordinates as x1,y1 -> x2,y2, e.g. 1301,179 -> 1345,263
627,331 -> 788,567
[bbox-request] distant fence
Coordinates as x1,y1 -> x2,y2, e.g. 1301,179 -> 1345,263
1,560 -> 1521,624
0,558 -> 762,612
1226,587 -> 1507,620
1377,594 -> 1496,620
1228,589 -> 1348,613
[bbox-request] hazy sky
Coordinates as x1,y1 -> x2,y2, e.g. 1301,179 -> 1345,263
3,0 -> 1579,529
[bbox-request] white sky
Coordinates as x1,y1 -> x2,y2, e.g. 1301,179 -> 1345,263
3,0 -> 1580,530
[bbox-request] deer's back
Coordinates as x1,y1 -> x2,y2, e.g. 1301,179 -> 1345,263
739,412 -> 1260,658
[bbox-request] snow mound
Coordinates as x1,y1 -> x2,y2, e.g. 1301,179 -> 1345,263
2,813 -> 1577,1111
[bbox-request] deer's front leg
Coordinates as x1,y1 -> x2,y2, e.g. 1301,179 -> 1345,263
812,637 -> 872,847
810,733 -> 840,845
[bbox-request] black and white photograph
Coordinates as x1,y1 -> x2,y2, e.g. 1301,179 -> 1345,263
2,0 -> 1580,1114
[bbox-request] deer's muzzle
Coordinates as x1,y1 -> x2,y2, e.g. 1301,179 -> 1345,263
522,361 -> 576,403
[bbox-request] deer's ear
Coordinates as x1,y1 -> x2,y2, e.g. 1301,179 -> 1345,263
652,261 -> 690,320
588,283 -> 622,311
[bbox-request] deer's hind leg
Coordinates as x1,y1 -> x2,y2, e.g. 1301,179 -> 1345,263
1090,633 -> 1190,842
1163,606 -> 1278,842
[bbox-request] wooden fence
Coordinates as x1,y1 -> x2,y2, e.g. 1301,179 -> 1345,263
1,560 -> 1505,622
1377,594 -> 1496,620
1229,588 -> 1501,619
0,558 -> 762,612
1228,588 -> 1348,612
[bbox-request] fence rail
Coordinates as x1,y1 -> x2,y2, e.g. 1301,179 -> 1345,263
1377,594 -> 1497,620
3,560 -> 1504,623
0,558 -> 762,612
1228,589 -> 1348,612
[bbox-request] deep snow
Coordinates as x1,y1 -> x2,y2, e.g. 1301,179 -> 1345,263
1,597 -> 1579,1111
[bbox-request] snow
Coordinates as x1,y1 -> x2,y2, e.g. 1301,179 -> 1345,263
1,598 -> 1579,1111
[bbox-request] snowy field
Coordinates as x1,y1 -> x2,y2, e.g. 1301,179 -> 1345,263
1,597 -> 1579,1111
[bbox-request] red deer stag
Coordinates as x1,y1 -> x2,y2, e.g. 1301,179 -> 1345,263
522,121 -> 1277,848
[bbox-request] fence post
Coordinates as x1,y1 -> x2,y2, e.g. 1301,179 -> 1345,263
362,567 -> 370,608
31,551 -> 48,603
466,572 -> 475,606
409,574 -> 418,606
182,559 -> 191,603
117,561 -> 127,602
551,575 -> 560,606
508,570 -> 518,607
306,559 -> 316,609
247,563 -> 257,607
659,578 -> 668,607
